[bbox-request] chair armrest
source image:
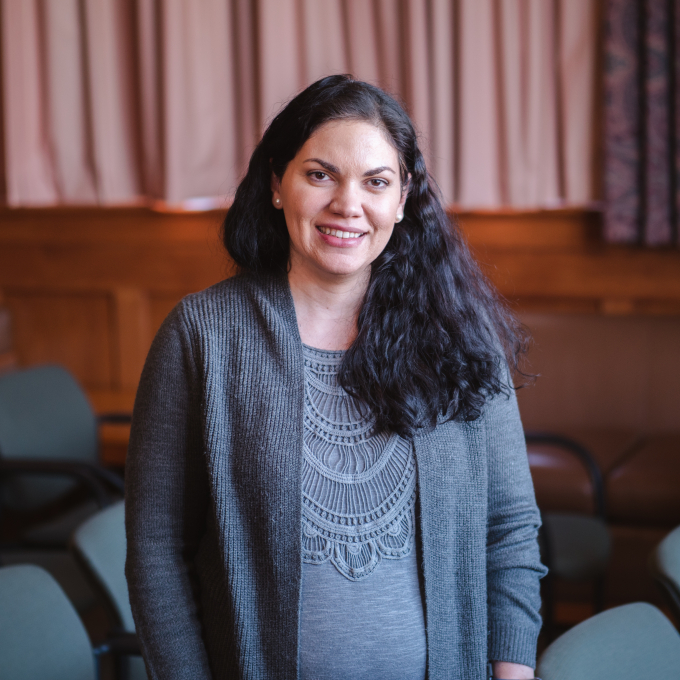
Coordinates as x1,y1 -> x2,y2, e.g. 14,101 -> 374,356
86,465 -> 125,494
94,632 -> 142,656
97,412 -> 132,425
524,431 -> 606,518
0,459 -> 113,509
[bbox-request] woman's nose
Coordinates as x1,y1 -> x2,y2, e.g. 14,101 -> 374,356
329,182 -> 362,217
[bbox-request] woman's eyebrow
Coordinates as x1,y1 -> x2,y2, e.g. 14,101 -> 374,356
303,158 -> 396,177
363,166 -> 395,176
304,158 -> 340,173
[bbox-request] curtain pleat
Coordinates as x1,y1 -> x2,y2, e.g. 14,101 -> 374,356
42,0 -> 97,203
559,0 -> 598,205
258,0 -> 302,128
1,0 -> 58,205
0,0 -> 598,209
427,0 -> 456,204
342,0 -> 380,85
300,0 -> 347,87
83,0 -> 140,203
458,0 -> 502,206
604,0 -> 680,246
162,0 -> 237,203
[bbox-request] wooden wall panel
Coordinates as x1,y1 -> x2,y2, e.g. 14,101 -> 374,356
111,288 -> 152,389
459,209 -> 680,314
647,319 -> 680,431
3,291 -> 113,388
516,314 -> 680,432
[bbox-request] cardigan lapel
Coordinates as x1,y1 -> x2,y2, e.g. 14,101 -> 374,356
414,420 -> 488,680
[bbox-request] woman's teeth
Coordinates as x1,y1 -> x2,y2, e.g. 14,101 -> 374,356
318,226 -> 362,239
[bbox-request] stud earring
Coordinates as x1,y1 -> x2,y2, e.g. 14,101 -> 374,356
274,198 -> 281,206
395,213 -> 403,223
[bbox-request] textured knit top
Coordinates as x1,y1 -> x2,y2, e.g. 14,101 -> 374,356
124,273 -> 546,680
299,345 -> 426,679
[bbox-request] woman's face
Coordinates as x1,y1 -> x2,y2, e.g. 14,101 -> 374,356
271,119 -> 407,286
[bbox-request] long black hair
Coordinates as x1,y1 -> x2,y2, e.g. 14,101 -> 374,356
223,75 -> 526,437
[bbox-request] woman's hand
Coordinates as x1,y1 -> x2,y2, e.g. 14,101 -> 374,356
492,660 -> 536,679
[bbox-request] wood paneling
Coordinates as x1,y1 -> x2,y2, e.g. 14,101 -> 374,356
1,205 -> 679,437
111,288 -> 151,389
3,291 -> 113,387
457,208 -> 680,314
516,314 -> 680,432
0,207 -> 233,398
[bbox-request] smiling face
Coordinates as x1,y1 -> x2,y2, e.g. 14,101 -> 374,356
271,119 -> 407,288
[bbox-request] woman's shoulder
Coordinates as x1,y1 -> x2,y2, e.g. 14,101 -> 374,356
175,271 -> 286,317
158,271 -> 295,343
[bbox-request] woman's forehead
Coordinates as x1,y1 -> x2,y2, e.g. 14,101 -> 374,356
296,120 -> 399,169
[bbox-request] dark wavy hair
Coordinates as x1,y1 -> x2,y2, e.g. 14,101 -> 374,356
223,75 -> 526,437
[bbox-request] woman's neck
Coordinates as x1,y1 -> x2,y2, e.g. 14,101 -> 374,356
288,266 -> 368,351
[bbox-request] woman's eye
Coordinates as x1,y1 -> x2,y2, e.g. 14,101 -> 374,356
310,171 -> 328,181
368,178 -> 387,188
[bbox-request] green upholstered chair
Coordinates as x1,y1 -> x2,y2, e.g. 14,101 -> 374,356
537,602 -> 680,679
72,501 -> 146,680
649,524 -> 680,625
536,602 -> 680,680
0,365 -> 126,610
0,564 -> 97,680
0,364 -> 124,545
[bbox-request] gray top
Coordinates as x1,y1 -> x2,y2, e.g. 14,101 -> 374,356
124,272 -> 546,680
300,345 -> 426,680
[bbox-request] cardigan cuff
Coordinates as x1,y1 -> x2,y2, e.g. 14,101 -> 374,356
488,623 -> 540,669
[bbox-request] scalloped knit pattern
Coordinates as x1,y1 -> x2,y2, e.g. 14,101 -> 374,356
301,345 -> 418,580
300,345 -> 426,680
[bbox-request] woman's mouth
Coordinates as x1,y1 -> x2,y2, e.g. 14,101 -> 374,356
317,226 -> 364,240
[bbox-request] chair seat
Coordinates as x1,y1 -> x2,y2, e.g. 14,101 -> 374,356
537,602 -> 680,680
649,524 -> 680,622
0,564 -> 97,680
0,549 -> 96,612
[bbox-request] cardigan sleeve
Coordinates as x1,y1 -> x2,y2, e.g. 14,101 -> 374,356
124,302 -> 213,680
484,383 -> 547,668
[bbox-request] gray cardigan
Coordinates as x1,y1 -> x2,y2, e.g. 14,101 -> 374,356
124,272 -> 545,680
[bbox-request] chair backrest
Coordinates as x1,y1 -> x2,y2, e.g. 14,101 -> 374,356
650,524 -> 680,622
537,602 -> 680,680
0,564 -> 96,680
0,365 -> 98,507
72,500 -> 135,631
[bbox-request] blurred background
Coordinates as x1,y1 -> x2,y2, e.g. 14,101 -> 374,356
0,0 -> 679,666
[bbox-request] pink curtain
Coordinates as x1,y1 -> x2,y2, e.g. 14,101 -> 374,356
0,0 -> 598,209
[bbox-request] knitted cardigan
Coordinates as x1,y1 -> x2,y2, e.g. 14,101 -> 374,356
124,272 -> 545,680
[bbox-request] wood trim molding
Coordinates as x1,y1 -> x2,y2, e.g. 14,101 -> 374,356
455,209 -> 680,315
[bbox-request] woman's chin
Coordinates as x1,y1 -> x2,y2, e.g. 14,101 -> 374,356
315,258 -> 372,281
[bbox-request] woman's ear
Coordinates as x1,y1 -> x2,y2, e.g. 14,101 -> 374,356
271,172 -> 283,209
397,173 -> 411,214
401,173 -> 412,201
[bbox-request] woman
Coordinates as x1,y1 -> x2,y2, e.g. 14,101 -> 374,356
125,75 -> 546,680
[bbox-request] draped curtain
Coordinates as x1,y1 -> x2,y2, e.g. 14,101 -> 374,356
0,0 -> 597,209
604,0 -> 680,246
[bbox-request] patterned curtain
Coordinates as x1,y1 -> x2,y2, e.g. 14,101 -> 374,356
604,0 -> 680,246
